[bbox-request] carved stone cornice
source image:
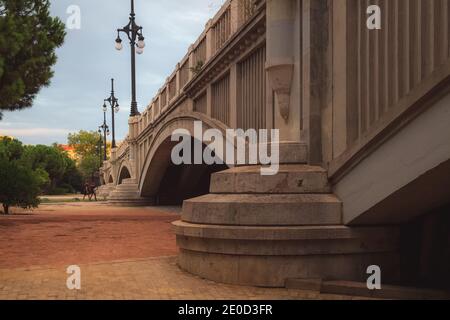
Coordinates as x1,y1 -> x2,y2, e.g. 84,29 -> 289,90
266,60 -> 294,121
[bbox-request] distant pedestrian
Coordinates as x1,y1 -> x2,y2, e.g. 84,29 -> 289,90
82,182 -> 90,201
89,182 -> 97,201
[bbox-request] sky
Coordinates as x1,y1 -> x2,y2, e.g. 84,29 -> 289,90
0,0 -> 225,145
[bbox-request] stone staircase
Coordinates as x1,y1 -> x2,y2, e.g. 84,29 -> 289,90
96,183 -> 115,200
107,178 -> 154,206
173,165 -> 400,287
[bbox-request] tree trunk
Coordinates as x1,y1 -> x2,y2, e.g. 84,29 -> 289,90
2,204 -> 9,215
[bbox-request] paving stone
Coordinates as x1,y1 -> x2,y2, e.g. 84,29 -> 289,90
0,203 -> 362,300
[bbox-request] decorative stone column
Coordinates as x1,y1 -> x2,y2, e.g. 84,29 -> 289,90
266,0 -> 307,164
127,116 -> 139,178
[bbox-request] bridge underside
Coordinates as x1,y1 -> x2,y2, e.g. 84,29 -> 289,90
140,137 -> 229,206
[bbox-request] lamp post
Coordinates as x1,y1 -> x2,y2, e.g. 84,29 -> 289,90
97,134 -> 103,165
98,110 -> 110,161
115,0 -> 146,117
103,78 -> 120,149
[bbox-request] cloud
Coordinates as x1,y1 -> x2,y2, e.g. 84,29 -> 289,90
0,0 -> 227,146
0,128 -> 73,137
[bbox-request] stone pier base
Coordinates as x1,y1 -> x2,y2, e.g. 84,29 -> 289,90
173,165 -> 400,287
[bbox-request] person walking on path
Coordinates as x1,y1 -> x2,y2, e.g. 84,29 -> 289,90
89,182 -> 97,201
82,182 -> 90,201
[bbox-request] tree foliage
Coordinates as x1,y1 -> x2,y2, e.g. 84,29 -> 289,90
0,137 -> 48,214
21,143 -> 81,193
22,144 -> 67,189
68,130 -> 103,159
0,0 -> 66,119
68,130 -> 105,180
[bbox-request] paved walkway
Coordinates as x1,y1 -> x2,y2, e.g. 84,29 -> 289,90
0,257 -> 355,300
0,203 -> 353,300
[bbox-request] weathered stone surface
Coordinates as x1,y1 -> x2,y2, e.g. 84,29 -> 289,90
174,218 -> 400,287
210,165 -> 330,194
96,184 -> 115,199
173,220 -> 399,241
176,235 -> 399,256
108,180 -> 153,206
178,249 -> 400,287
182,193 -> 341,226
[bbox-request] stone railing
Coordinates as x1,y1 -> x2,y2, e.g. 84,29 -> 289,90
115,137 -> 129,159
326,0 -> 450,179
133,0 -> 261,137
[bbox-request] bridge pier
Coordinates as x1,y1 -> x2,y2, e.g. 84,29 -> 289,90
173,164 -> 400,287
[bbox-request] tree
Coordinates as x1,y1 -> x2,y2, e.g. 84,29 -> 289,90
0,137 -> 48,214
22,144 -> 68,191
68,130 -> 108,180
20,143 -> 83,194
0,0 -> 66,119
61,157 -> 83,192
79,153 -> 102,181
68,130 -> 104,159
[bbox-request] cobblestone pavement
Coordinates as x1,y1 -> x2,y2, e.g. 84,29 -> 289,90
0,203 -> 355,300
0,256 -> 355,300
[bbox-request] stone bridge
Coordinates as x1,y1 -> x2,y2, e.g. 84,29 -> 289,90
99,0 -> 450,289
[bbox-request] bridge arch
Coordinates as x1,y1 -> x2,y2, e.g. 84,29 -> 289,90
117,164 -> 132,185
139,112 -> 232,204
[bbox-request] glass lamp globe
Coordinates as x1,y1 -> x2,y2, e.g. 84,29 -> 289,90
115,39 -> 123,51
136,47 -> 144,55
137,37 -> 145,49
115,105 -> 120,113
102,104 -> 107,112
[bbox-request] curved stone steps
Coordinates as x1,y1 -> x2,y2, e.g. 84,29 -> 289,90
108,180 -> 153,206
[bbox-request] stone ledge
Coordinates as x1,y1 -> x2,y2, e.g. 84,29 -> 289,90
176,235 -> 399,256
182,193 -> 342,226
210,165 -> 330,194
173,220 -> 399,241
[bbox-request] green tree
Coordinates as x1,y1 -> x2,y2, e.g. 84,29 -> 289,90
20,143 -> 83,194
22,144 -> 68,191
68,130 -> 106,180
0,0 -> 66,119
68,130 -> 104,159
79,153 -> 102,181
0,137 -> 48,214
61,157 -> 83,192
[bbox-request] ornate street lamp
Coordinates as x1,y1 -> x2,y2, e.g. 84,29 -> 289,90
115,0 -> 146,117
98,110 -> 110,161
97,133 -> 103,165
103,78 -> 120,148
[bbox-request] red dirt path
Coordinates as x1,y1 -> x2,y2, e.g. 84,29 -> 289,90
0,203 -> 180,269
